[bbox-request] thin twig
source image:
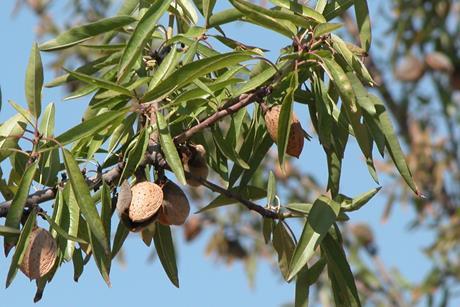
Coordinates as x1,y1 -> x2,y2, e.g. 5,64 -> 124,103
173,86 -> 271,144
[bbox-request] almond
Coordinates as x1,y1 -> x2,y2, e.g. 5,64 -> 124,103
264,105 -> 304,158
425,52 -> 453,73
20,227 -> 57,280
158,181 -> 190,225
129,181 -> 163,223
183,144 -> 209,186
394,55 -> 425,82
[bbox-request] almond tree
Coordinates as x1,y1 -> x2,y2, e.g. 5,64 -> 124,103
0,1 -> 422,305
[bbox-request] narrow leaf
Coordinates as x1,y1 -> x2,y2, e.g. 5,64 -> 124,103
323,232 -> 361,307
368,95 -> 419,194
278,71 -> 298,168
49,110 -> 125,149
119,128 -> 149,184
295,266 -> 310,307
6,208 -> 36,287
197,186 -> 266,212
118,0 -> 172,81
143,52 -> 252,102
39,212 -> 87,245
156,112 -> 186,185
154,223 -> 179,287
40,16 -> 136,51
354,0 -> 372,51
4,161 -> 37,255
273,221 -> 296,281
62,149 -> 109,255
64,69 -> 133,97
0,226 -> 21,236
288,196 -> 340,280
25,43 -> 43,118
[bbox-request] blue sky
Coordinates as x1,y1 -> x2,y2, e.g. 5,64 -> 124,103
0,1 -> 435,306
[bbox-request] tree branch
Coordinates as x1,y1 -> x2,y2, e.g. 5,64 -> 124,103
0,86 -> 278,220
188,173 -> 288,219
174,86 -> 271,144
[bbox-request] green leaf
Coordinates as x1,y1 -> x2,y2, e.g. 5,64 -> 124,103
64,69 -> 133,97
368,95 -> 419,194
239,132 -> 273,186
40,16 -> 137,51
4,161 -> 37,255
286,202 -> 313,215
37,103 -> 59,187
203,0 -> 217,26
39,212 -> 87,245
0,114 -> 27,162
230,0 -> 295,38
323,0 -> 353,21
156,112 -> 187,185
314,22 -> 342,37
321,58 -> 357,113
176,0 -> 199,24
354,0 -> 372,51
88,222 -> 111,286
148,46 -> 181,91
331,34 -> 374,86
278,71 -> 298,167
341,187 -> 381,212
25,43 -> 43,119
295,266 -> 310,307
197,186 -> 266,212
62,149 -> 109,255
6,208 -> 36,287
0,226 -> 21,236
119,128 -> 149,184
273,221 -> 296,281
101,182 -> 112,248
267,171 -> 276,206
262,218 -> 274,244
46,53 -> 122,88
269,0 -> 326,23
212,127 -> 250,169
8,100 -> 35,126
111,221 -> 129,259
154,223 -> 179,287
49,110 -> 126,149
315,0 -> 327,13
62,184 -> 81,260
288,196 -> 340,280
72,248 -> 84,282
143,52 -> 252,102
207,8 -> 243,28
117,0 -> 172,81
39,103 -> 55,138
233,63 -> 277,96
323,232 -> 361,307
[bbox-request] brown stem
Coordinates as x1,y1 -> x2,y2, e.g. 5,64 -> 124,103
173,86 -> 271,144
191,174 -> 286,219
0,86 -> 276,219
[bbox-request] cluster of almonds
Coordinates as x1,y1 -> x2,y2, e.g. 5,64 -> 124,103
116,144 -> 209,232
116,179 -> 191,232
263,105 -> 305,158
394,52 -> 455,83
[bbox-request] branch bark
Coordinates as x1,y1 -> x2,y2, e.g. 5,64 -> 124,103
0,87 -> 278,219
